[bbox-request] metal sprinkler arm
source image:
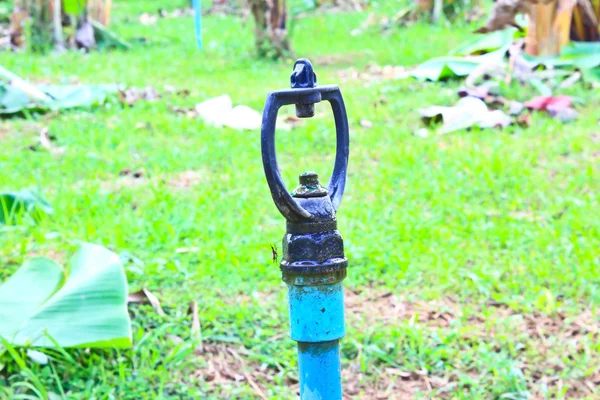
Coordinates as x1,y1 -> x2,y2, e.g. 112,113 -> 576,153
261,64 -> 349,222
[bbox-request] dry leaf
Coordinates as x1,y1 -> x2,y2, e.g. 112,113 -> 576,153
119,169 -> 143,178
118,87 -> 160,106
524,95 -> 577,121
525,95 -> 572,111
38,128 -> 66,155
475,0 -> 531,33
458,81 -> 500,99
128,288 -> 165,315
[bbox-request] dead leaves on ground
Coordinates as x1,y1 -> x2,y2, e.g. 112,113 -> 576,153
117,84 -> 189,107
525,95 -> 578,121
420,96 -> 512,134
420,79 -> 579,134
338,64 -> 407,83
118,86 -> 160,106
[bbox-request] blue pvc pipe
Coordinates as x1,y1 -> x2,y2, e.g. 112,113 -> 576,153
298,341 -> 342,400
287,282 -> 345,399
287,283 -> 345,342
192,0 -> 202,49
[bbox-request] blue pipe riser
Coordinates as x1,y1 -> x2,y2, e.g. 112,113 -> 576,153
287,282 -> 345,343
298,341 -> 342,400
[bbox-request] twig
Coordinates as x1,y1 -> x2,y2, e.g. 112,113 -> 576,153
190,300 -> 203,353
227,348 -> 268,400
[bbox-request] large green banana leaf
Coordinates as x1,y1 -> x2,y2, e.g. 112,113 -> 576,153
0,244 -> 132,348
0,190 -> 53,224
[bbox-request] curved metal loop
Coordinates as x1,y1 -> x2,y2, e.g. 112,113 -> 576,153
261,85 -> 349,222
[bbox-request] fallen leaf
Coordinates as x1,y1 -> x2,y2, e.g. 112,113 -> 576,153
410,51 -> 506,82
38,128 -> 66,155
420,96 -> 511,133
524,95 -> 572,111
127,288 -> 165,315
548,107 -> 578,122
458,81 -> 500,99
509,101 -> 525,116
524,95 -> 577,121
483,95 -> 509,107
478,109 -> 512,129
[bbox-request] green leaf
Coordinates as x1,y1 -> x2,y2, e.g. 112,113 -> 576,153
452,28 -> 517,56
39,84 -> 121,110
0,83 -> 31,114
581,68 -> 600,85
0,83 -> 121,115
560,42 -> 600,70
0,258 -> 64,340
62,0 -> 86,15
0,243 -> 132,348
410,50 -> 506,82
0,190 -> 53,224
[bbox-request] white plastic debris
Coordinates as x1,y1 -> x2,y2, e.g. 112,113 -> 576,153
194,95 -> 262,130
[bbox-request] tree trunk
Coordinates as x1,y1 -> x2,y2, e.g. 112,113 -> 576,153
87,0 -> 112,26
525,0 -> 576,56
249,0 -> 291,59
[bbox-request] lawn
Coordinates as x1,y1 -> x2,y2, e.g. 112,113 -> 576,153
1,0 -> 599,398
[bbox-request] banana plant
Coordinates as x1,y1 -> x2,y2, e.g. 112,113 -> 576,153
0,243 -> 132,348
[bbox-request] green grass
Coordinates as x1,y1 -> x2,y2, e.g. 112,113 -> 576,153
1,0 -> 600,398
